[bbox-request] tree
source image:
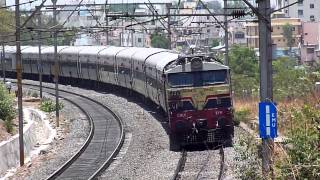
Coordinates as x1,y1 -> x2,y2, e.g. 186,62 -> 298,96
228,1 -> 246,9
0,9 -> 76,46
283,23 -> 294,55
0,9 -> 15,43
151,33 -> 170,49
272,57 -> 314,100
0,83 -> 15,133
207,0 -> 222,12
229,45 -> 258,77
228,45 -> 259,97
211,39 -> 220,47
22,13 -> 76,46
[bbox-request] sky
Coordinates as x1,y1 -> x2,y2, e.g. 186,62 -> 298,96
5,0 -> 277,9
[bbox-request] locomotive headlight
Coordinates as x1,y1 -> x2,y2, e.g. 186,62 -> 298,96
196,118 -> 207,128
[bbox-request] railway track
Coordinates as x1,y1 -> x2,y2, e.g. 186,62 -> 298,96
172,145 -> 225,180
21,83 -> 125,180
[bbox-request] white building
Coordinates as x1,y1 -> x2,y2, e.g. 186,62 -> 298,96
121,31 -> 150,47
277,0 -> 320,22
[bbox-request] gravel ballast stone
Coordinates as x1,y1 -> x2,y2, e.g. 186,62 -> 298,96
7,79 -> 250,180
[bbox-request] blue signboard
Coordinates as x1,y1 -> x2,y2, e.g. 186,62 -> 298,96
259,102 -> 278,139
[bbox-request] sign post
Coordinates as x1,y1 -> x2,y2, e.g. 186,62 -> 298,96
259,102 -> 278,139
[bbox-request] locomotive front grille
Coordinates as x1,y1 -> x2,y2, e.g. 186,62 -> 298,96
183,129 -> 224,143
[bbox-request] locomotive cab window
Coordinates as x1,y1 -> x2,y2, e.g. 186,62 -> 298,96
168,70 -> 227,87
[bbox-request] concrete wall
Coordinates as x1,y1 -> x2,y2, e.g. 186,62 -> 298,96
0,109 -> 54,175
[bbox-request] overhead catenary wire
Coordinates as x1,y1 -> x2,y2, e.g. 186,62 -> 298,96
2,29 -> 105,44
0,0 -> 38,9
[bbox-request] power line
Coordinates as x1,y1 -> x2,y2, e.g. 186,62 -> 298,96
0,0 -> 39,9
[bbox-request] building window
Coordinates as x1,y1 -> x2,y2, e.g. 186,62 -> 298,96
310,4 -> 314,9
138,38 -> 142,43
298,10 -> 303,16
298,1 -> 303,5
307,48 -> 314,54
285,10 -> 288,13
292,27 -> 295,31
235,32 -> 245,39
310,15 -> 315,22
207,29 -> 210,33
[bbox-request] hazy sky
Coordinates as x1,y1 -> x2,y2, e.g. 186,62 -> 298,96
6,0 -> 277,9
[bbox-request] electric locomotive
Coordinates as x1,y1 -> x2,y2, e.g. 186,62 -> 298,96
165,55 -> 234,145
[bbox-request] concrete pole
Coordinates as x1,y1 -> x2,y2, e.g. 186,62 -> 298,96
105,1 -> 109,45
258,0 -> 274,178
224,0 -> 229,66
37,8 -> 43,98
15,0 -> 24,166
1,43 -> 5,82
52,0 -> 59,127
167,3 -> 172,49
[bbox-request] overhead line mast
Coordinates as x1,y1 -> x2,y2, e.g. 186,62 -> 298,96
15,0 -> 24,166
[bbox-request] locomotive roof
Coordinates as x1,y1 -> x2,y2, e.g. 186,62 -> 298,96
165,61 -> 229,74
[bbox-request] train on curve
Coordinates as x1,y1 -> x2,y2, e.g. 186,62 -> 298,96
2,46 -> 234,146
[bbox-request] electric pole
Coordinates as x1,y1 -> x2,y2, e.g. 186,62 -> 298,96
15,0 -> 24,166
105,1 -> 109,45
52,0 -> 59,127
37,7 -> 43,98
167,3 -> 172,49
224,0 -> 229,66
258,0 -> 274,178
1,43 -> 5,82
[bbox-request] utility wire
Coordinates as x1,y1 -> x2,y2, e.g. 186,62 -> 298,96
0,0 -> 38,10
2,29 -> 105,44
48,0 -> 85,29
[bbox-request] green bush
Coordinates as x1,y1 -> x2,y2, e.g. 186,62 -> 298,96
276,104 -> 320,179
234,108 -> 251,126
4,119 -> 13,133
234,135 -> 262,179
40,98 -> 64,113
0,83 -> 15,133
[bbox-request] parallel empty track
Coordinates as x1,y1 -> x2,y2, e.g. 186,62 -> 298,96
23,84 -> 125,180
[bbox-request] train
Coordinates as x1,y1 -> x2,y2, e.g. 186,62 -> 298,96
2,46 -> 234,146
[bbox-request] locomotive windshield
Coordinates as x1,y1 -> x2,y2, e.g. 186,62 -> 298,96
168,70 -> 227,87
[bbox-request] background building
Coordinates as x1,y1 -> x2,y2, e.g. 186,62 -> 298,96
246,14 -> 302,57
301,22 -> 320,64
279,0 -> 320,22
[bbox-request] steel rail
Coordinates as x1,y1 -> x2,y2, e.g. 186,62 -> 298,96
171,150 -> 187,180
218,146 -> 225,180
172,144 -> 225,180
18,82 -> 125,180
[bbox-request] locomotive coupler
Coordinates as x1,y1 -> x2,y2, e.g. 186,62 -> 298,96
192,122 -> 198,134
